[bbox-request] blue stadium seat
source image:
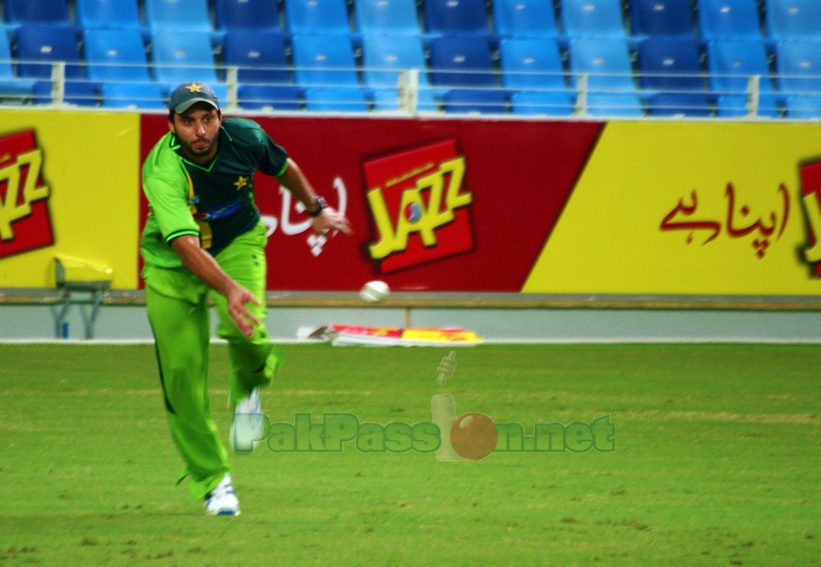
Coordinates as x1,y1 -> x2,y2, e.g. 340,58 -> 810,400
499,38 -> 566,90
16,25 -> 84,79
355,0 -> 421,35
76,0 -> 143,31
101,82 -> 166,108
362,35 -> 430,88
33,80 -> 98,106
638,38 -> 712,115
371,88 -> 438,111
442,89 -> 508,113
150,30 -> 220,86
424,0 -> 490,36
223,30 -> 290,84
775,40 -> 821,117
363,36 -> 437,111
145,0 -> 213,33
562,0 -> 627,38
304,87 -> 369,112
493,0 -> 559,38
707,40 -> 779,117
428,35 -> 496,87
84,29 -> 151,82
0,32 -> 35,101
765,0 -> 821,40
510,90 -> 574,115
292,34 -> 359,88
568,38 -> 636,90
286,0 -> 350,35
584,92 -> 644,116
4,0 -> 71,27
698,0 -> 762,40
238,84 -> 302,110
630,0 -> 695,38
215,0 -> 281,32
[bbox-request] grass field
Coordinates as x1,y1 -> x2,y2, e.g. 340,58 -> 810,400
0,343 -> 819,567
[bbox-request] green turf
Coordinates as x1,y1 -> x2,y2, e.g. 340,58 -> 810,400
0,344 -> 819,566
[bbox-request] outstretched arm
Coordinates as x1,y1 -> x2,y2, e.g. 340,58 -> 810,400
277,158 -> 353,235
171,235 -> 260,338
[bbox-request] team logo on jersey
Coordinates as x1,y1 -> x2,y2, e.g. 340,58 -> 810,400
0,130 -> 53,260
363,139 -> 475,273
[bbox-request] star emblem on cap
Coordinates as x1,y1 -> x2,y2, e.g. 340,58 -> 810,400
233,176 -> 249,190
186,82 -> 204,93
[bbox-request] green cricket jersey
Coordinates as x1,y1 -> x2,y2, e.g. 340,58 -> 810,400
140,118 -> 288,268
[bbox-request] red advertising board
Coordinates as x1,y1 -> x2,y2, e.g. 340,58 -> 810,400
139,115 -> 602,291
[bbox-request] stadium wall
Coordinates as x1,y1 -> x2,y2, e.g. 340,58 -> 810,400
2,109 -> 821,341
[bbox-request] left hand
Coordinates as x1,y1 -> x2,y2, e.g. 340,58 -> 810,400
312,206 -> 353,235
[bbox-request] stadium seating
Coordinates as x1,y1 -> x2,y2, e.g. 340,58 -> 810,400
567,39 -> 644,116
4,0 -> 71,27
493,0 -> 559,38
775,40 -> 821,118
706,40 -> 779,117
76,0 -> 143,31
355,0 -> 422,35
510,90 -> 575,115
0,32 -> 35,102
698,0 -> 762,40
150,30 -> 223,94
424,0 -> 490,36
214,0 -> 281,32
428,35 -> 496,87
292,34 -> 360,88
561,0 -> 627,38
442,89 -> 508,113
223,30 -> 290,84
237,84 -> 302,110
304,87 -> 369,112
638,38 -> 712,116
362,35 -> 429,88
145,0 -> 213,33
568,38 -> 635,90
286,0 -> 351,35
16,25 -> 84,79
33,80 -> 99,106
765,0 -> 821,40
84,29 -> 151,82
363,35 -> 437,111
101,82 -> 165,108
630,0 -> 695,38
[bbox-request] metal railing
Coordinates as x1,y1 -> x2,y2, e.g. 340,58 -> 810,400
1,59 -> 820,119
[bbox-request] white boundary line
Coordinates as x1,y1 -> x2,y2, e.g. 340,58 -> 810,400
1,338 -> 821,345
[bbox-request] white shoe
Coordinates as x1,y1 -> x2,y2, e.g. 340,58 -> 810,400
204,474 -> 240,516
231,388 -> 264,453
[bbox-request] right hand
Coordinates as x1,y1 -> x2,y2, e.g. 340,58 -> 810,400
226,285 -> 261,338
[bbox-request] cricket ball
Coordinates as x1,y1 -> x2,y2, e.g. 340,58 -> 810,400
450,412 -> 497,460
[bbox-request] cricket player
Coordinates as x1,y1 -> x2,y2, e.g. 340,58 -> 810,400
140,82 -> 351,516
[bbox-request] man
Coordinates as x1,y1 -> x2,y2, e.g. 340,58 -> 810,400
141,82 -> 351,516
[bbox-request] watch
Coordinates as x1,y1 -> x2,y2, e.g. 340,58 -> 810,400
308,196 -> 327,217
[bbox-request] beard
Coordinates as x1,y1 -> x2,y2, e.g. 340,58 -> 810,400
181,136 -> 215,157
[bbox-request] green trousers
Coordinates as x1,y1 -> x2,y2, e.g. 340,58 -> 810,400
143,222 -> 278,500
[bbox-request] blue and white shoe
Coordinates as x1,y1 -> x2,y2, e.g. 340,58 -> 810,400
231,388 -> 264,453
204,473 -> 240,516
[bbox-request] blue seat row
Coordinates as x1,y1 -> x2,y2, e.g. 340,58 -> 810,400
3,0 -> 820,40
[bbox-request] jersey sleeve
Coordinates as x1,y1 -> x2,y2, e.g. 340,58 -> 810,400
142,142 -> 199,243
252,123 -> 289,177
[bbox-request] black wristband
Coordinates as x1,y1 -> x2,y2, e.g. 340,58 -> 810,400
308,196 -> 327,217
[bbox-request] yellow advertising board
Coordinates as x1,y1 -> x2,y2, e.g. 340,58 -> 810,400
524,121 -> 821,296
0,110 -> 140,289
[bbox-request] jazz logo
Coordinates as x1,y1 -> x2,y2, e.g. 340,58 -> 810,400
0,130 -> 53,260
363,139 -> 474,273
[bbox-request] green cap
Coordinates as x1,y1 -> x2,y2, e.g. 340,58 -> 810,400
168,82 -> 219,113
